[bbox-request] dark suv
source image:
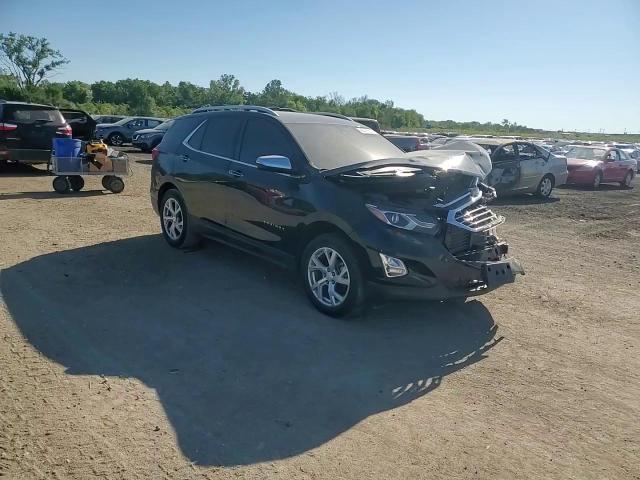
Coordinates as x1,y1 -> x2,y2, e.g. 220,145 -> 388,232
0,100 -> 94,166
151,106 -> 523,316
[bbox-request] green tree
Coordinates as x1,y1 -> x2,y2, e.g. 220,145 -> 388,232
63,80 -> 92,103
208,74 -> 244,105
0,32 -> 69,92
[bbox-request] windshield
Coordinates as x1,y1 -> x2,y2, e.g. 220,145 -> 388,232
155,119 -> 175,131
566,147 -> 606,160
286,123 -> 404,170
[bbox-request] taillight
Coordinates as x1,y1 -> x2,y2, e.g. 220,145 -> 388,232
151,147 -> 159,162
0,122 -> 18,131
56,124 -> 72,136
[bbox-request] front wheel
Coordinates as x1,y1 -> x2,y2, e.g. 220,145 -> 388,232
535,175 -> 554,198
301,233 -> 366,317
69,175 -> 84,191
620,171 -> 634,189
108,132 -> 124,146
592,171 -> 603,190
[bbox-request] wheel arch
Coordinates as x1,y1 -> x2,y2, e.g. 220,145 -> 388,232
157,181 -> 180,212
295,221 -> 371,274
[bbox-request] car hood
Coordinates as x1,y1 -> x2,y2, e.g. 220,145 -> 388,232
566,157 -> 602,169
323,155 -> 481,209
134,128 -> 162,135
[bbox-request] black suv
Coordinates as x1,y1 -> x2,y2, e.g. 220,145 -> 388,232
151,106 -> 523,316
0,100 -> 95,166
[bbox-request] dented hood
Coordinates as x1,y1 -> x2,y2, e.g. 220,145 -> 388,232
407,141 -> 493,179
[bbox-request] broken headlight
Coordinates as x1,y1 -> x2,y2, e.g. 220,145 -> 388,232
366,204 -> 439,233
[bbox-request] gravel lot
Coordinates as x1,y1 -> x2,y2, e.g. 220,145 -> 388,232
1,149 -> 639,479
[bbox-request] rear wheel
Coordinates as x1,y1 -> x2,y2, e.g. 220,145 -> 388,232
620,171 -> 634,189
160,189 -> 200,249
535,174 -> 554,198
592,171 -> 603,189
107,176 -> 125,194
301,233 -> 366,317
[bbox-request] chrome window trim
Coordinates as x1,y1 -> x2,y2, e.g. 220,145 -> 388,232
182,119 -> 258,168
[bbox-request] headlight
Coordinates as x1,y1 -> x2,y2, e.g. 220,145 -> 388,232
138,134 -> 151,139
366,204 -> 439,233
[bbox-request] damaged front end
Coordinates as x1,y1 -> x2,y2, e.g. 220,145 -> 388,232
324,154 -> 524,299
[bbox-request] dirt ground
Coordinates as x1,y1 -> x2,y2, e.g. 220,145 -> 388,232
1,150 -> 638,480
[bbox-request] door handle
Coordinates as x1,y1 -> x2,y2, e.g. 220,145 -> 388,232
228,169 -> 243,178
179,154 -> 189,162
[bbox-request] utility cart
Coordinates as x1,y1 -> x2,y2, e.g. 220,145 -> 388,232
50,151 -> 130,194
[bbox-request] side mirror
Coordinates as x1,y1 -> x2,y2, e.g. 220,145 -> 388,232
256,155 -> 293,173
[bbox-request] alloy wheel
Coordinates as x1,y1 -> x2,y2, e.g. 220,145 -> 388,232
111,134 -> 123,146
307,247 -> 350,307
540,177 -> 552,197
163,198 -> 184,241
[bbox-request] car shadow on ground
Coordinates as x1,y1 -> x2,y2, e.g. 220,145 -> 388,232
558,183 -> 631,192
0,190 -> 108,200
0,163 -> 51,177
1,235 -> 501,467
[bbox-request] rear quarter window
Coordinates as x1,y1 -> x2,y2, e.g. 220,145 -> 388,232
158,116 -> 203,152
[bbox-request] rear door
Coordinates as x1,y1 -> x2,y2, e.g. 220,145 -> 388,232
173,113 -> 243,227
516,142 -> 546,190
124,118 -> 146,140
1,104 -> 65,161
60,109 -> 96,140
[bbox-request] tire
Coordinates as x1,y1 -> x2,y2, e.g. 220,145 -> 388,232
107,176 -> 125,194
300,233 -> 366,317
535,174 -> 554,198
52,176 -> 70,194
620,171 -> 634,189
68,175 -> 84,191
101,176 -> 111,190
108,132 -> 124,146
592,171 -> 603,190
160,189 -> 200,249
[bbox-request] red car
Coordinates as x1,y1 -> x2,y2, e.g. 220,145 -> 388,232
566,146 -> 635,189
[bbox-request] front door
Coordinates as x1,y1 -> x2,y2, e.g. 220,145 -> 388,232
602,150 -> 622,181
60,109 -> 96,140
225,116 -> 307,253
516,142 -> 546,191
488,143 -> 519,193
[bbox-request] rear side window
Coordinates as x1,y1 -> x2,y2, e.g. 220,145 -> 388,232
200,116 -> 244,159
239,118 -> 298,165
4,105 -> 64,124
516,143 -> 537,160
147,119 -> 161,128
158,116 -> 203,152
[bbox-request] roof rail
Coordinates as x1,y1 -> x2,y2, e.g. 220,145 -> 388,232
311,111 -> 355,122
191,105 -> 278,116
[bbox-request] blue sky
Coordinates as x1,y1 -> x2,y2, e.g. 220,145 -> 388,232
2,0 -> 639,132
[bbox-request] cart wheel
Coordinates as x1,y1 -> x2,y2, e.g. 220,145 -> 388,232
52,176 -> 70,194
108,176 -> 125,194
69,175 -> 85,191
101,176 -> 111,190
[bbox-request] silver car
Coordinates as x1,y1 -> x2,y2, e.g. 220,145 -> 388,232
469,138 -> 568,198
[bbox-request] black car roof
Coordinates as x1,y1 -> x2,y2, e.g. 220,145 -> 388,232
0,99 -> 56,108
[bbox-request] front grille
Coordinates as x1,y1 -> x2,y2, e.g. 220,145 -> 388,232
444,225 -> 497,255
454,204 -> 503,232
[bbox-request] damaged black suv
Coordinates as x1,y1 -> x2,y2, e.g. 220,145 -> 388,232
151,106 -> 523,316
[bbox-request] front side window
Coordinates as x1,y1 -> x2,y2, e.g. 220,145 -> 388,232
127,119 -> 145,128
494,144 -> 516,162
240,118 -> 298,165
516,143 -> 537,160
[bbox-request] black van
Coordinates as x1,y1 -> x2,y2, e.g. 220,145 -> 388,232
0,100 -> 95,166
